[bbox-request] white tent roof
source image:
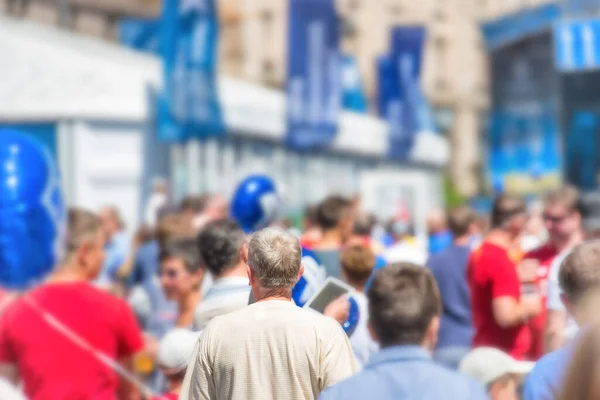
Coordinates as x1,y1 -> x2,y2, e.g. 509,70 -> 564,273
0,17 -> 425,159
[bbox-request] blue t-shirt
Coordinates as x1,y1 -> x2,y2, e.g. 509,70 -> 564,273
522,343 -> 574,400
429,231 -> 453,255
427,244 -> 473,349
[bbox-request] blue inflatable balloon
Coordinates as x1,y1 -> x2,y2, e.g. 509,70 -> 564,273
0,129 -> 65,290
230,175 -> 280,234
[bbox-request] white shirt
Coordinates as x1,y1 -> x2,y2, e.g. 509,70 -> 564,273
383,242 -> 428,266
194,276 -> 250,330
349,292 -> 379,367
0,379 -> 25,400
144,192 -> 167,227
181,300 -> 358,400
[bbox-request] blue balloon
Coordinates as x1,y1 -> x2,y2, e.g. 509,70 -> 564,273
0,129 -> 65,290
230,175 -> 280,233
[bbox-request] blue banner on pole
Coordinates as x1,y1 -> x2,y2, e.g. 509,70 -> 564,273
341,54 -> 367,113
286,0 -> 340,151
387,26 -> 427,160
159,0 -> 225,142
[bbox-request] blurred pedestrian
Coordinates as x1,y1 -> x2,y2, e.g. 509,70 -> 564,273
299,204 -> 321,248
523,241 -> 600,399
556,322 -> 600,400
181,194 -> 228,232
97,206 -> 129,288
522,186 -> 583,358
383,213 -> 427,266
145,177 -> 169,228
180,227 -> 357,400
468,194 -> 541,360
427,208 -> 453,255
159,238 -> 205,329
153,329 -> 200,400
460,347 -> 534,400
340,245 -> 379,366
320,263 -> 487,400
0,208 -> 144,400
312,195 -> 355,278
194,219 -> 249,330
428,205 -> 477,369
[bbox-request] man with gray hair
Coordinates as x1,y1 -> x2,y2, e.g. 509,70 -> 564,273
180,227 -> 358,400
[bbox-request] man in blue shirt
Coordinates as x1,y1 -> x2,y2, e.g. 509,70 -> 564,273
97,206 -> 129,287
523,241 -> 600,399
320,263 -> 487,400
428,206 -> 477,369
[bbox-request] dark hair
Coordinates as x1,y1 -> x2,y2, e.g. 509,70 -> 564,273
341,245 -> 376,284
490,194 -> 526,229
316,195 -> 352,230
353,212 -> 376,236
159,237 -> 203,274
559,241 -> 600,303
368,263 -> 441,347
448,206 -> 476,237
197,218 -> 245,277
180,195 -> 207,214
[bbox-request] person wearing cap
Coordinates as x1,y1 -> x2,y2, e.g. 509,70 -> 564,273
321,263 -> 487,400
193,219 -> 250,330
153,329 -> 199,400
460,347 -> 534,400
180,227 -> 357,400
523,241 -> 600,400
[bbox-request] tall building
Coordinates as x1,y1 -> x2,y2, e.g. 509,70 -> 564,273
0,0 -> 555,196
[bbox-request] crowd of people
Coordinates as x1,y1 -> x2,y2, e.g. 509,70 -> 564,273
3,174 -> 600,400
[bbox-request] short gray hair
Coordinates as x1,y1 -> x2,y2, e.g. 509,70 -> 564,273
247,227 -> 302,289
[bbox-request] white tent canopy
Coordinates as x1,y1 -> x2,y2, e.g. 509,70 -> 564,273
0,16 -> 393,158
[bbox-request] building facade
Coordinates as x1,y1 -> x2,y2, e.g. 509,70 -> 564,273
0,0 -> 554,196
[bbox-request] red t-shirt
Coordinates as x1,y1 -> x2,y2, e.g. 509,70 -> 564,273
468,242 -> 531,360
0,282 -> 143,400
523,244 -> 559,360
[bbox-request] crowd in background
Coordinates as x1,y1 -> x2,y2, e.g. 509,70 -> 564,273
3,178 -> 600,400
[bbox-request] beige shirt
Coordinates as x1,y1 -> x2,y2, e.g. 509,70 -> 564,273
180,300 -> 358,400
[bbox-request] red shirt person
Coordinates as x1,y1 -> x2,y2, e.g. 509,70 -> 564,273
0,208 -> 143,400
468,195 -> 541,360
521,186 -> 583,358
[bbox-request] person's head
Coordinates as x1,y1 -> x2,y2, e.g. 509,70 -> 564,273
447,206 -> 477,240
316,195 -> 354,240
353,211 -> 377,237
490,194 -> 527,238
155,214 -> 195,249
367,263 -> 441,350
62,208 -> 105,281
197,218 -> 246,278
340,245 -> 376,289
460,347 -> 534,400
180,195 -> 205,219
559,241 -> 600,324
303,205 -> 319,231
159,237 -> 204,301
558,323 -> 600,400
99,206 -> 124,240
157,329 -> 200,390
543,186 -> 582,245
427,208 -> 447,235
243,227 -> 303,300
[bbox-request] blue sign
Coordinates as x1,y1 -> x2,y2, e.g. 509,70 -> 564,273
159,0 -> 225,142
554,19 -> 600,72
341,54 -> 367,113
481,4 -> 560,51
387,26 -> 427,160
286,0 -> 340,151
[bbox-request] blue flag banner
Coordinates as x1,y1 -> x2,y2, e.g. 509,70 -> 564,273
159,0 -> 225,142
286,0 -> 340,151
341,54 -> 367,113
387,26 -> 427,160
119,18 -> 160,53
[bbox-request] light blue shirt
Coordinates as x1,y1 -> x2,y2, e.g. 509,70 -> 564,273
522,344 -> 574,400
97,231 -> 129,285
320,345 -> 488,400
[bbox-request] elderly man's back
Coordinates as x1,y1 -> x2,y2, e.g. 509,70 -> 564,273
180,300 -> 357,400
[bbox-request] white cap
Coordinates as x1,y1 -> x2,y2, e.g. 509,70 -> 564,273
157,329 -> 201,372
459,347 -> 535,385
